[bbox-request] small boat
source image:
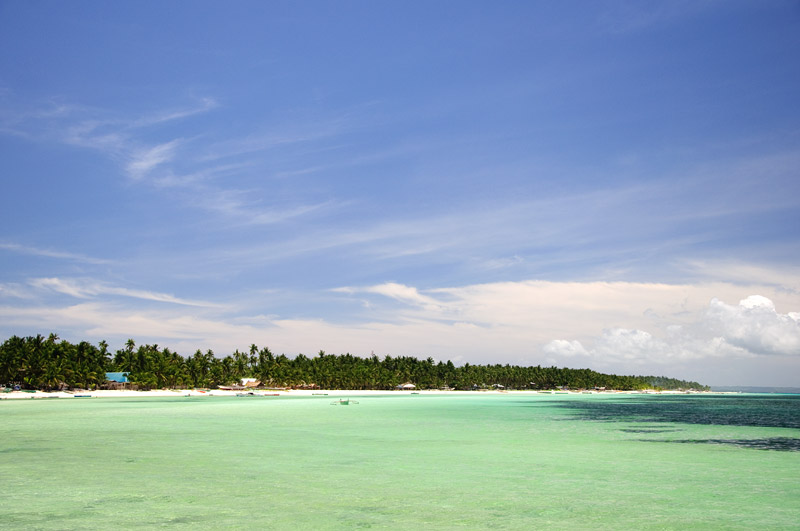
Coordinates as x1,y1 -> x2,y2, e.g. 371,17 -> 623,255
331,398 -> 359,405
73,394 -> 92,398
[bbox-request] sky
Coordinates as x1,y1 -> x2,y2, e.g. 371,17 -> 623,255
1,1 -> 799,387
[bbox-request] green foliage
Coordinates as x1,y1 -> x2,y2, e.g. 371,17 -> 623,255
0,334 -> 110,390
0,334 -> 709,391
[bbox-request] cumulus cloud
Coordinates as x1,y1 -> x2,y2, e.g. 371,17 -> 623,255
542,339 -> 588,358
594,328 -> 670,360
705,295 -> 800,356
544,295 -> 799,367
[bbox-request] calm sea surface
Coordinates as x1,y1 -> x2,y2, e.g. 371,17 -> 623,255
2,393 -> 799,529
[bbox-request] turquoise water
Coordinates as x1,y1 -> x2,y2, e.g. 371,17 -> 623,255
2,394 -> 799,529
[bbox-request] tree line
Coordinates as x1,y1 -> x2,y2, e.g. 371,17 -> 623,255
0,334 -> 709,391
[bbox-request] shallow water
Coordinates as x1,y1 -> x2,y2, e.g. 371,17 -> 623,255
2,394 -> 798,529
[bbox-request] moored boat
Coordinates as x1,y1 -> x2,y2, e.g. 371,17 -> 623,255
331,398 -> 359,405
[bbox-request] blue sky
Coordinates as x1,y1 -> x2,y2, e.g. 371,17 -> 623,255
1,1 -> 799,386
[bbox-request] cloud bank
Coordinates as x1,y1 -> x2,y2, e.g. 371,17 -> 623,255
545,295 -> 800,370
2,276 -> 799,386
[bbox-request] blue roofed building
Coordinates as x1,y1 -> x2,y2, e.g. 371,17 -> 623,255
105,372 -> 129,383
104,372 -> 132,390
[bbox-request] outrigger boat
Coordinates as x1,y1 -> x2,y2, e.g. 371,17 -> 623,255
330,398 -> 358,405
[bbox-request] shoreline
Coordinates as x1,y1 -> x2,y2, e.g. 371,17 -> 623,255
0,388 -> 721,400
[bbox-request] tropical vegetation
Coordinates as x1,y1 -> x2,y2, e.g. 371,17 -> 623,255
0,334 -> 709,391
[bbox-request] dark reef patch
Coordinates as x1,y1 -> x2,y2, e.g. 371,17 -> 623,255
551,395 -> 800,429
642,437 -> 800,452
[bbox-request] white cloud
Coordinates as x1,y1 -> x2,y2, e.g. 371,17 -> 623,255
196,189 -> 337,226
542,339 -> 588,358
132,97 -> 218,128
329,281 -> 799,385
478,255 -> 524,271
0,302 -> 245,346
595,328 -> 668,360
125,139 -> 182,180
680,260 -> 800,292
0,242 -> 111,265
2,275 -> 799,385
545,295 -> 799,372
30,278 -> 89,299
705,296 -> 800,356
6,97 -> 338,226
0,283 -> 32,299
29,277 -> 220,308
363,283 -> 441,308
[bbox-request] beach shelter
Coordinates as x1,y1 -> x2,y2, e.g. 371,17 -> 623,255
396,382 -> 416,390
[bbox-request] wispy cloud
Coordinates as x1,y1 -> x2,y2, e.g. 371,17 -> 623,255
679,260 -> 800,293
0,302 -> 241,345
132,97 -> 218,128
125,139 -> 182,180
0,282 -> 32,299
334,282 -> 445,313
150,161 -> 254,188
597,0 -> 723,34
0,95 -> 354,229
0,243 -> 111,265
29,277 -> 222,308
191,187 -> 340,227
196,106 -> 359,163
478,255 -> 524,271
1,96 -> 214,174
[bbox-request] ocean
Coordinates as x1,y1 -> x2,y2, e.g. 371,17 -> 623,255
2,393 -> 798,529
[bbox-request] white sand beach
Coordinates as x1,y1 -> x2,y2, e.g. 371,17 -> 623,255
0,388 -> 704,399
